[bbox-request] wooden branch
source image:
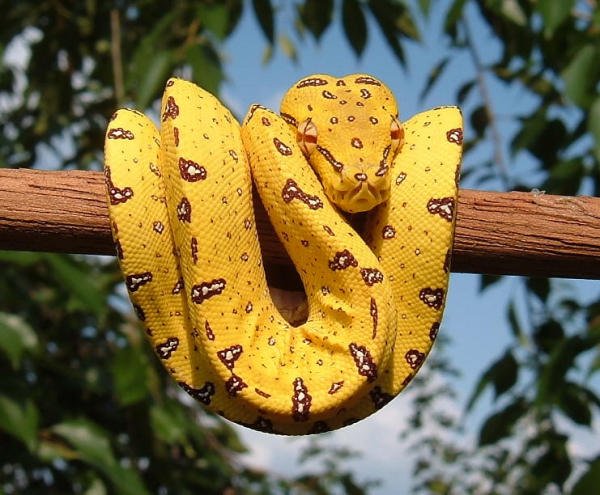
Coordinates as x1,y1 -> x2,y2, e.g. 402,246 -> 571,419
1,169 -> 599,283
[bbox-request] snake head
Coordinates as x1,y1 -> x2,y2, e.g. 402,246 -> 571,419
281,73 -> 404,213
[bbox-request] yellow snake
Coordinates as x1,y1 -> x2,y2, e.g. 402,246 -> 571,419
104,74 -> 462,435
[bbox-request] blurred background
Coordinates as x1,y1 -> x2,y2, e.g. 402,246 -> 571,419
1,1 -> 599,494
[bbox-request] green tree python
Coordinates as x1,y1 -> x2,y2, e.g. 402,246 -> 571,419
104,74 -> 462,435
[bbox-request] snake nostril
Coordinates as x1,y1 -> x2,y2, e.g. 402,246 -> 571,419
354,172 -> 367,182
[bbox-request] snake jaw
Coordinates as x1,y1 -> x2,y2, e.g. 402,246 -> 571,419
328,162 -> 391,213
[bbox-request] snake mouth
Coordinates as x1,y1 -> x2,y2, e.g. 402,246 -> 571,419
328,162 -> 391,213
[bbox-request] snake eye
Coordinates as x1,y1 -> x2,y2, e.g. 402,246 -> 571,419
297,119 -> 318,156
390,116 -> 404,151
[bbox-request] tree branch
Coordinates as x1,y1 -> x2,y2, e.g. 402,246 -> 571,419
1,169 -> 599,282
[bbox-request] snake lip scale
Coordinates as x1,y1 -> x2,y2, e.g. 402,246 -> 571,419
104,73 -> 463,435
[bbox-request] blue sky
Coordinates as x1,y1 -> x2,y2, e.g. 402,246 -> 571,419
217,2 -> 600,493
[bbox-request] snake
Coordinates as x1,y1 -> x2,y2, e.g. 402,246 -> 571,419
103,74 -> 462,435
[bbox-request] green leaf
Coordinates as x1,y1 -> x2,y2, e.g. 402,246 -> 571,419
0,394 -> 39,451
51,419 -> 149,495
46,254 -> 106,316
526,277 -> 550,301
558,382 -> 592,426
368,0 -> 414,66
538,0 -> 575,37
196,3 -> 229,40
112,346 -> 150,406
133,50 -> 172,110
444,0 -> 467,37
297,0 -> 334,40
0,312 -> 39,368
588,96 -> 600,162
507,301 -> 525,342
278,34 -> 298,62
533,319 -> 564,354
252,0 -> 275,44
543,158 -> 584,195
342,0 -> 368,57
470,105 -> 489,138
457,80 -> 475,104
419,57 -> 449,101
572,457 -> 600,495
499,0 -> 527,26
479,274 -> 502,291
150,403 -> 188,445
466,350 -> 518,411
478,397 -> 528,446
562,44 -> 600,108
187,44 -> 222,96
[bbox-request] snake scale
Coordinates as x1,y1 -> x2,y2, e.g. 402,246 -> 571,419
104,74 -> 462,435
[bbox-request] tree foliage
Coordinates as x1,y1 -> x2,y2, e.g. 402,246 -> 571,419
1,0 -> 599,494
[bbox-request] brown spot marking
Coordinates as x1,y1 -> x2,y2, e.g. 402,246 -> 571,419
178,381 -> 215,405
107,127 -> 134,140
226,374 -> 248,396
179,157 -> 207,182
153,221 -> 164,234
430,322 -> 440,341
395,172 -> 407,185
336,79 -> 346,86
281,178 -> 323,209
360,88 -> 371,99
322,89 -> 337,99
280,112 -> 298,127
292,377 -> 312,422
176,197 -> 191,222
301,239 -> 309,247
349,343 -> 377,382
105,168 -> 133,205
126,272 -> 152,292
355,76 -> 381,85
191,278 -> 226,304
370,386 -> 393,410
360,268 -> 384,286
245,301 -> 253,313
240,252 -> 249,262
328,249 -> 358,271
229,149 -> 238,162
427,197 -> 455,222
369,116 -> 379,124
405,349 -> 425,370
347,115 -> 355,122
162,95 -> 179,121
255,388 -> 271,399
205,320 -> 215,341
446,128 -> 463,145
330,116 -> 339,124
273,137 -> 292,156
261,116 -> 271,126
328,381 -> 344,394
419,287 -> 445,310
172,278 -> 184,294
382,225 -> 396,239
173,126 -> 179,146
351,137 -> 363,149
190,237 -> 198,264
370,297 -> 378,339
297,77 -> 328,88
156,337 -> 178,359
316,145 -> 344,172
217,344 -> 243,370
323,225 -> 335,236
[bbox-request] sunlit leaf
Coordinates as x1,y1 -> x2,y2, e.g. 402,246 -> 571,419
562,44 -> 600,108
0,395 -> 39,451
51,419 -> 149,495
538,0 -> 575,37
196,3 -> 229,40
187,44 -> 223,96
0,312 -> 39,368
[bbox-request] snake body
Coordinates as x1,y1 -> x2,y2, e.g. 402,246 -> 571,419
104,74 -> 462,435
